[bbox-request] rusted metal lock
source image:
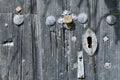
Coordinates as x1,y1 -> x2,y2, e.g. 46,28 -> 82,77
82,29 -> 97,56
77,51 -> 85,79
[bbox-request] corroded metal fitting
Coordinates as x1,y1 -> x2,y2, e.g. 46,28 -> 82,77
57,10 -> 77,29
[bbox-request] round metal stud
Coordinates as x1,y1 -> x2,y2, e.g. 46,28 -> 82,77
106,15 -> 116,25
45,16 -> 56,26
13,14 -> 24,26
78,13 -> 88,24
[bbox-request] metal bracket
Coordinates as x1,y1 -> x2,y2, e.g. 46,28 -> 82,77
77,51 -> 85,79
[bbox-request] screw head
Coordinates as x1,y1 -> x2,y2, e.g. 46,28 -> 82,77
45,16 -> 56,26
103,36 -> 109,42
16,6 -> 22,13
104,62 -> 111,69
78,13 -> 88,24
13,14 -> 24,26
106,15 -> 116,25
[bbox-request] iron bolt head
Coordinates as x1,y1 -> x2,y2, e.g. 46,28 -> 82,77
45,16 -> 56,26
78,13 -> 88,24
106,15 -> 116,25
13,14 -> 24,26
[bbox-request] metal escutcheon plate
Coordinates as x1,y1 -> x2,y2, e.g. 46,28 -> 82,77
82,28 -> 97,56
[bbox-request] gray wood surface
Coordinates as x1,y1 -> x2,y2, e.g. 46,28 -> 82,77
0,0 -> 120,80
36,0 -> 68,80
0,13 -> 33,80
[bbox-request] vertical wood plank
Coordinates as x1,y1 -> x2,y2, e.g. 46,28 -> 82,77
36,0 -> 68,80
96,0 -> 120,80
0,13 -> 33,80
67,0 -> 98,80
21,14 -> 34,80
0,13 -> 23,80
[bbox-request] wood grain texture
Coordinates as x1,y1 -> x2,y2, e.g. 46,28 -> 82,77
66,0 -> 97,80
0,0 -> 35,80
36,0 -> 120,80
0,0 -> 120,80
0,13 -> 33,80
96,0 -> 120,80
36,0 -> 68,80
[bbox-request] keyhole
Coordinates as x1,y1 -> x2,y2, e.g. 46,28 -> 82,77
87,36 -> 92,48
79,57 -> 82,61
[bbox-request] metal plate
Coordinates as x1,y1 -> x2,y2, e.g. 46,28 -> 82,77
77,51 -> 84,79
82,28 -> 97,56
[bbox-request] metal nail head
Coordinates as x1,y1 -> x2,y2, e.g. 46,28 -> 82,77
13,14 -> 24,26
78,13 -> 88,24
106,15 -> 116,25
45,16 -> 56,26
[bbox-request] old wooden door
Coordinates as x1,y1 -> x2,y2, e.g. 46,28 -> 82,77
0,0 -> 120,80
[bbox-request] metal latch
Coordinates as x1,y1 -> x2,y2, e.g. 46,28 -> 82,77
77,51 -> 84,79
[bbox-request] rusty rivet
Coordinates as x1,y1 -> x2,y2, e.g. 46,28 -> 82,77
78,13 -> 88,24
46,16 -> 56,26
104,62 -> 111,69
16,6 -> 22,13
63,15 -> 73,24
106,15 -> 116,25
13,14 -> 24,26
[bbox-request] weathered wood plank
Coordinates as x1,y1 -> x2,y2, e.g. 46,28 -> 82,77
0,13 -> 22,80
66,0 -> 97,80
21,14 -> 34,80
36,0 -> 68,80
96,0 -> 120,80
